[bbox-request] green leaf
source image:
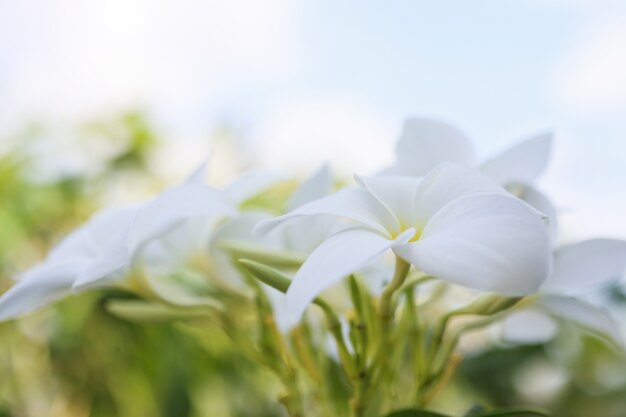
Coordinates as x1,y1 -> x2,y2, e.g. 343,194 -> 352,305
473,407 -> 551,417
385,409 -> 453,417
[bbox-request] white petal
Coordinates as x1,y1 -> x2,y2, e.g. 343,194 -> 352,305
210,212 -> 282,286
538,295 -> 624,346
510,184 -> 559,245
481,132 -> 553,185
142,217 -> 219,271
225,171 -> 286,204
0,261 -> 85,320
501,308 -> 559,345
355,175 -> 422,229
280,216 -> 338,254
413,162 -> 506,228
286,228 -> 414,322
129,184 -> 236,254
393,117 -> 475,176
395,193 -> 551,295
288,163 -> 333,210
255,188 -> 396,237
49,205 -> 141,263
72,227 -> 133,290
542,239 -> 626,295
184,161 -> 209,185
75,184 -> 235,289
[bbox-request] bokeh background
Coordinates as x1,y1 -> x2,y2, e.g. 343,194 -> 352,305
1,1 -> 626,416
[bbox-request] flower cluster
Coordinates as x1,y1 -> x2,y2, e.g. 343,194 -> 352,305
1,118 -> 625,417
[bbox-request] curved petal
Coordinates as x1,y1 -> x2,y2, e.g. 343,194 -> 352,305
288,163 -> 333,210
395,193 -> 551,295
225,170 -> 287,204
501,308 -> 559,345
129,184 -> 236,254
355,175 -> 422,228
211,212 -> 283,286
393,117 -> 475,176
542,239 -> 626,295
286,228 -> 415,322
509,184 -> 558,245
480,132 -> 553,185
74,184 -> 236,289
281,216 -> 338,254
49,205 -> 141,263
255,188 -> 396,237
0,261 -> 85,320
72,227 -> 133,290
413,162 -> 506,228
538,295 -> 623,347
184,161 -> 209,185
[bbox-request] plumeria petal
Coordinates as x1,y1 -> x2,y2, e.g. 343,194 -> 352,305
287,163 -> 333,210
74,182 -> 236,289
355,175 -> 422,229
286,228 -> 415,322
184,160 -> 209,185
255,188 -> 397,237
541,239 -> 626,295
501,308 -> 559,345
0,205 -> 146,318
211,212 -> 283,286
225,170 -> 287,204
0,261 -> 85,320
393,117 -> 475,176
509,184 -> 558,245
480,132 -> 553,185
277,164 -> 337,253
49,205 -> 142,263
413,162 -> 506,228
130,184 -> 237,254
395,193 -> 551,295
72,225 -> 135,290
538,295 -> 624,346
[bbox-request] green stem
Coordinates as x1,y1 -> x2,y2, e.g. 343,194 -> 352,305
420,312 -> 509,405
360,257 -> 411,413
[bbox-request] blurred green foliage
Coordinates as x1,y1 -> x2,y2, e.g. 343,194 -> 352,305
1,113 -> 626,417
0,114 -> 280,417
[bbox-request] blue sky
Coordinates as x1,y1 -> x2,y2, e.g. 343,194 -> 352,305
0,0 -> 625,240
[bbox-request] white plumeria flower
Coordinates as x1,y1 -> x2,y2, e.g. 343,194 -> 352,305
385,117 -> 558,242
0,164 -> 250,320
502,239 -> 626,346
256,162 -> 553,322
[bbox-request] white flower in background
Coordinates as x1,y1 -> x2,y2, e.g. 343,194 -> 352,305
134,168 -> 287,290
0,164 -> 285,320
385,118 -> 558,242
212,165 -> 334,265
257,162 -> 553,321
502,239 -> 626,346
210,164 -> 338,330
